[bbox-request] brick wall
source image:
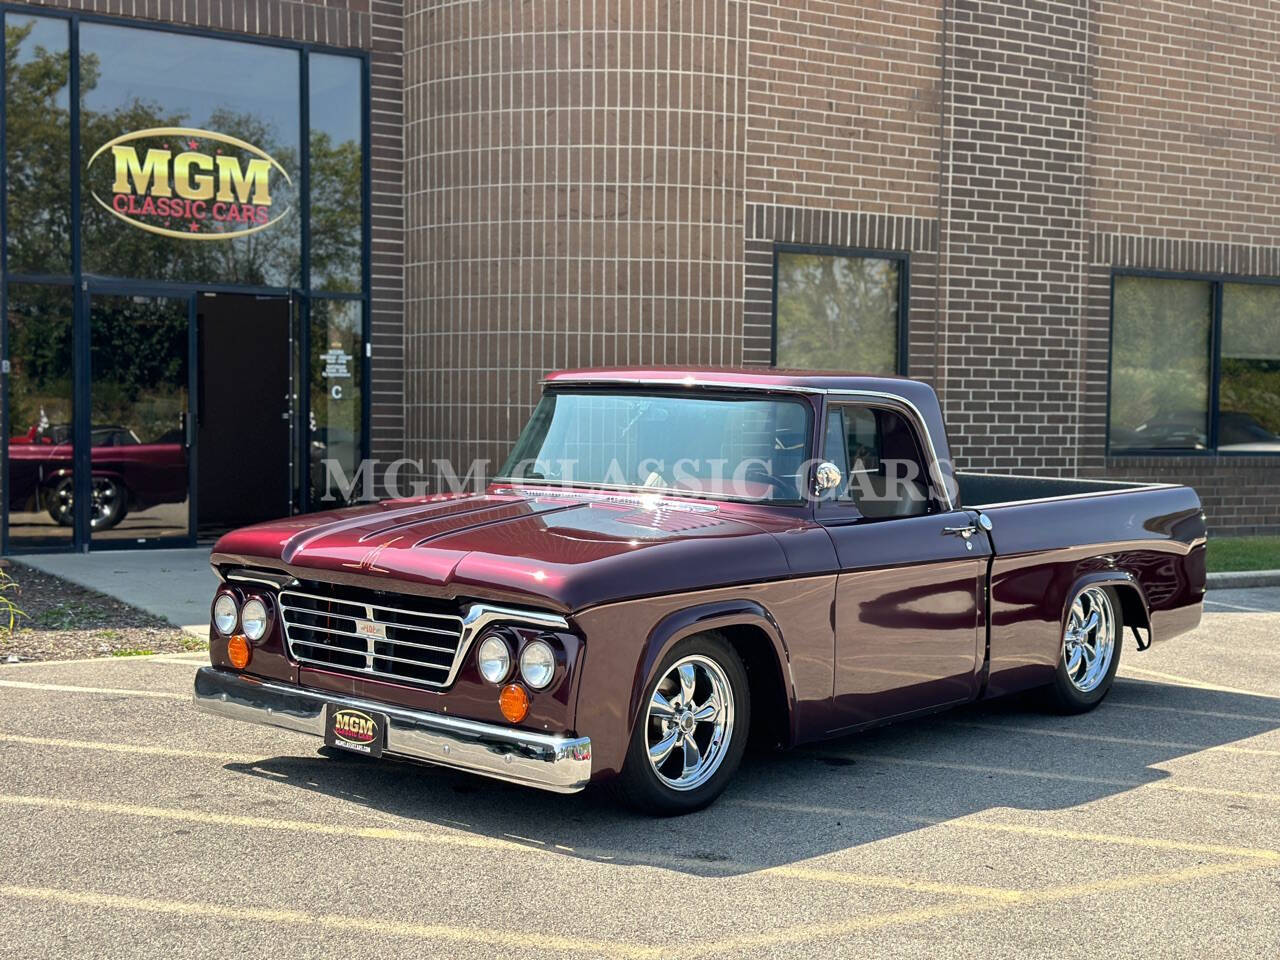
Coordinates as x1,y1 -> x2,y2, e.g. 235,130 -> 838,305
938,0 -> 1091,473
1083,1 -> 1280,534
9,0 -> 406,479
403,0 -> 749,485
740,0 -> 943,374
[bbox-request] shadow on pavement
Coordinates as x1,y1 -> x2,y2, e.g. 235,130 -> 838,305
223,677 -> 1280,877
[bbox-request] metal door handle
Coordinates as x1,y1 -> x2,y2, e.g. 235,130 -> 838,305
943,525 -> 977,539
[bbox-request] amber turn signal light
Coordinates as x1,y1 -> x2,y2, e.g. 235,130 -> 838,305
227,634 -> 252,670
498,683 -> 530,723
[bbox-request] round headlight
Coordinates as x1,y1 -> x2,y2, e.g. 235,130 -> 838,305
212,594 -> 238,635
519,640 -> 556,689
241,598 -> 269,642
476,634 -> 512,684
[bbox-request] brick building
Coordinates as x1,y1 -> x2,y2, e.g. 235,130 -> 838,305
1,0 -> 1276,552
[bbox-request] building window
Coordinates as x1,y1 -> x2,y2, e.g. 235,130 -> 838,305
774,248 -> 905,375
1220,283 -> 1280,451
1109,274 -> 1280,453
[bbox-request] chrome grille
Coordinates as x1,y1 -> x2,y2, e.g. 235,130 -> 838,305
280,589 -> 467,689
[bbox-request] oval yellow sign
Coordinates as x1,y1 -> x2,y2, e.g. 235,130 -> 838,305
331,708 -> 378,746
86,126 -> 294,241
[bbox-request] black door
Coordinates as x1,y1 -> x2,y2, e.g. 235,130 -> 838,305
196,293 -> 291,535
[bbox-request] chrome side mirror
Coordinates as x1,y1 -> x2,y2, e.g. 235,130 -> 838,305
813,461 -> 843,497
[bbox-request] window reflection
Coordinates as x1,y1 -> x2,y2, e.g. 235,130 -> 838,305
310,300 -> 363,504
309,54 -> 363,293
89,295 -> 190,540
776,252 -> 901,374
1221,284 -> 1280,453
6,284 -> 76,545
5,16 -> 72,276
79,23 -> 301,286
1109,276 -> 1212,450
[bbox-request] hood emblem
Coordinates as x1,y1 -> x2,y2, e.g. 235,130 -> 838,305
341,537 -> 402,574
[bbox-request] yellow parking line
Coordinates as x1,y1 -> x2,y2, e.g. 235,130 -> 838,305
0,679 -> 186,700
823,750 -> 1280,803
0,885 -> 662,959
756,867 -> 1021,901
1119,666 -> 1278,698
1106,698 -> 1280,724
952,721 -> 1280,758
0,792 -> 1052,898
13,733 -> 1280,860
698,900 -> 1002,954
696,859 -> 1269,956
731,800 -> 1280,862
0,794 -> 521,854
0,734 -> 257,764
0,654 -> 172,668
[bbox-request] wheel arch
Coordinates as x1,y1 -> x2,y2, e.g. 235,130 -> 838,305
1063,571 -> 1152,644
626,600 -> 797,754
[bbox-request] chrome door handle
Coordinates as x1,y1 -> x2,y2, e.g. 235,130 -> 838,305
943,525 -> 977,539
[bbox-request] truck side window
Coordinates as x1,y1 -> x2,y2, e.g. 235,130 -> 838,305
828,404 -> 933,519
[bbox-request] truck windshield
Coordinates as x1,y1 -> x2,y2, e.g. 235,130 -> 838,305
497,391 -> 812,503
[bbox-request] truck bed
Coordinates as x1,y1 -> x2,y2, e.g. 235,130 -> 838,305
956,471 -> 1164,508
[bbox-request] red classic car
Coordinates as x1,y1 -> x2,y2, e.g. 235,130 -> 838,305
8,423 -> 187,529
194,369 -> 1206,814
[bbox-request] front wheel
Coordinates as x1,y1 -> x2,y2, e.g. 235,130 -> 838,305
1043,585 -> 1123,713
613,633 -> 750,815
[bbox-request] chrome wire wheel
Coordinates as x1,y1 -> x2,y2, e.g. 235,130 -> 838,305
1063,587 -> 1116,693
645,654 -> 735,792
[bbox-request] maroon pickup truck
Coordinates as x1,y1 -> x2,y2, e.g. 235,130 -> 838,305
194,369 -> 1206,813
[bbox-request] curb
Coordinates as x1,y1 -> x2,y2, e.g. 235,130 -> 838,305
1206,570 -> 1280,590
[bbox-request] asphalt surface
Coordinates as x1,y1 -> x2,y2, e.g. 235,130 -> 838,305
1,591 -> 1278,959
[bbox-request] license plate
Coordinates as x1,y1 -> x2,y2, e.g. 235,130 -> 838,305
324,704 -> 386,758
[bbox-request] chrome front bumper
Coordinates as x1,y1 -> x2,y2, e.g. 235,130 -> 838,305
193,667 -> 592,794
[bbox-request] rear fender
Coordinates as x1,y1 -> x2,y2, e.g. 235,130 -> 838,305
1063,571 -> 1152,646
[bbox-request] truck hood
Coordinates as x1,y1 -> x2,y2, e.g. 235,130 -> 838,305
210,489 -> 801,612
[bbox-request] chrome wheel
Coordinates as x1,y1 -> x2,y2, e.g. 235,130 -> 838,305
1063,587 -> 1116,693
47,476 -> 126,529
89,477 -> 124,528
645,654 -> 735,791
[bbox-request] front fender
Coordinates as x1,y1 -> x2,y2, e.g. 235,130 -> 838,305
625,599 -> 795,749
571,594 -> 801,780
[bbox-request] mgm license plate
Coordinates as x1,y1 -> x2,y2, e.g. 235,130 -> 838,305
324,704 -> 387,758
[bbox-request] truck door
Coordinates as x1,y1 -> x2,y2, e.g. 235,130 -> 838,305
818,399 -> 990,731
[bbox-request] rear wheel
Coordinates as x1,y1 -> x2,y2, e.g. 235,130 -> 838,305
1044,585 -> 1122,713
613,633 -> 750,815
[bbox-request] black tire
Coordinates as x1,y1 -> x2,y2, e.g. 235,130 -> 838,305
1044,585 -> 1123,714
612,632 -> 750,816
46,475 -> 128,530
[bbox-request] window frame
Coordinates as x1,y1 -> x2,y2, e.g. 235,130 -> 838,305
815,396 -> 941,522
770,242 -> 911,376
1107,268 -> 1280,458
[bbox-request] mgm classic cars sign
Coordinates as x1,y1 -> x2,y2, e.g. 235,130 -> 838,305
87,126 -> 291,240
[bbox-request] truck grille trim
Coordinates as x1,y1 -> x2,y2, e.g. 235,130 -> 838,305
280,589 -> 466,689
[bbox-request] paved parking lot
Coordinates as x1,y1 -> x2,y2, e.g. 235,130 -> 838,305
2,591 -> 1278,959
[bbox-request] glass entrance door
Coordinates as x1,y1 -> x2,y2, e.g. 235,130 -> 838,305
87,292 -> 194,544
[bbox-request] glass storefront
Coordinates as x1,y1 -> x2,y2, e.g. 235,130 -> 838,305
79,23 -> 303,286
1,11 -> 369,551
